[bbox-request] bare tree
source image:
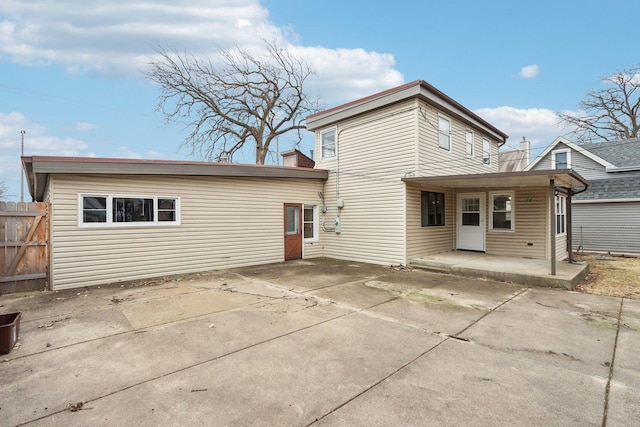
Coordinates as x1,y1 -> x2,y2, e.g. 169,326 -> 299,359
557,66 -> 640,143
0,180 -> 8,201
146,40 -> 320,164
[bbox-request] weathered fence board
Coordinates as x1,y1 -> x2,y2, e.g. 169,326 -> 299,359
0,201 -> 49,293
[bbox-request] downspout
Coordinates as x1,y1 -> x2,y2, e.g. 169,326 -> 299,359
567,180 -> 589,264
549,179 -> 556,276
567,190 -> 573,263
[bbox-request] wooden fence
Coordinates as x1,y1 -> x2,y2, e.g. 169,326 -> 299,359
0,201 -> 49,293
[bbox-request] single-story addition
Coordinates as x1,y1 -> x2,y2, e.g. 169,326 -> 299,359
526,136 -> 640,254
22,80 -> 589,291
22,156 -> 327,290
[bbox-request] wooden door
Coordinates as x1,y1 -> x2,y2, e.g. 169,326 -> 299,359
284,203 -> 302,261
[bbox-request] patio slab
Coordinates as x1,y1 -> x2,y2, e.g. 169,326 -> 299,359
0,258 -> 636,426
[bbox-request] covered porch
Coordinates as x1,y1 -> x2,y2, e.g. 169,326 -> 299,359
411,250 -> 589,289
403,169 -> 589,288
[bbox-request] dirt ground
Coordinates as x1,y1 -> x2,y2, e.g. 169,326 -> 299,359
574,253 -> 640,300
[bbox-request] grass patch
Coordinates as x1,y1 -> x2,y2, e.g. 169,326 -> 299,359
575,253 -> 640,300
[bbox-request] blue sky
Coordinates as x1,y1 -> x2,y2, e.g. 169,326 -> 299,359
1,0 -> 638,201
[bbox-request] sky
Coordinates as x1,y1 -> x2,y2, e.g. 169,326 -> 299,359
1,0 -> 638,201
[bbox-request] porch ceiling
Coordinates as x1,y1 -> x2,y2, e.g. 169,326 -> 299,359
402,169 -> 588,191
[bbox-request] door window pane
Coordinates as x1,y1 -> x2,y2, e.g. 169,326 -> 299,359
462,212 -> 480,226
285,206 -> 300,235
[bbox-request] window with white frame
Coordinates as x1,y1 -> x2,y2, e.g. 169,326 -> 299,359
465,130 -> 474,157
490,192 -> 514,231
438,116 -> 451,151
555,195 -> 566,235
482,138 -> 491,165
552,149 -> 571,169
303,205 -> 319,241
320,128 -> 336,159
79,194 -> 180,227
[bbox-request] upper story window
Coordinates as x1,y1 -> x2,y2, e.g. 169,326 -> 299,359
465,130 -> 474,157
482,138 -> 491,165
490,191 -> 514,231
552,149 -> 571,169
438,116 -> 451,151
79,194 -> 180,227
320,128 -> 336,159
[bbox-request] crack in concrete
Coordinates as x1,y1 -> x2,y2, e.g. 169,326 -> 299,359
307,287 -> 530,426
14,296 -> 395,426
601,297 -> 624,427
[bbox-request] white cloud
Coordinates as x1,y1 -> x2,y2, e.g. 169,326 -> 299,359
474,106 -> 575,152
74,122 -> 99,131
290,45 -> 405,104
0,0 -> 404,104
517,64 -> 539,79
0,0 -> 403,105
0,111 -> 88,200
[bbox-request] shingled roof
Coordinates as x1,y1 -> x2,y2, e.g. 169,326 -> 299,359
579,138 -> 640,169
573,175 -> 640,201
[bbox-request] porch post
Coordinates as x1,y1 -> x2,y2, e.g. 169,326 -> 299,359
549,179 -> 556,275
567,190 -> 573,263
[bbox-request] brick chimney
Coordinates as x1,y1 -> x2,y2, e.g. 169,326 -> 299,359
281,149 -> 315,168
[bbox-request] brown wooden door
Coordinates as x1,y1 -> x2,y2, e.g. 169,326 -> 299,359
284,203 -> 302,261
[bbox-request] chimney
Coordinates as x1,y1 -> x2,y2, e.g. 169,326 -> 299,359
520,137 -> 530,167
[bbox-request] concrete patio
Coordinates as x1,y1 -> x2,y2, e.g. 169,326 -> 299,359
0,258 -> 637,426
411,251 -> 589,289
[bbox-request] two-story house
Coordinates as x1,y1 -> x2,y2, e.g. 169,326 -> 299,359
21,80 -> 587,291
526,136 -> 640,253
307,80 -> 587,271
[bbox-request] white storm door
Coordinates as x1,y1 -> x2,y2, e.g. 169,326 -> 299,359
457,193 -> 485,251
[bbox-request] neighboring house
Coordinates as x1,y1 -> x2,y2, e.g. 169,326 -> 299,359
526,136 -> 640,253
22,80 -> 588,290
498,138 -> 531,172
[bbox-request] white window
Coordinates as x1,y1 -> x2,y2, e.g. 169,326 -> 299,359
482,138 -> 491,165
555,195 -> 566,235
320,128 -> 336,159
303,205 -> 319,242
465,130 -> 474,157
552,149 -> 571,169
79,194 -> 180,227
438,116 -> 451,151
490,191 -> 514,231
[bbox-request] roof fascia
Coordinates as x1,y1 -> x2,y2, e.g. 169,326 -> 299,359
306,81 -> 507,143
402,168 -> 588,191
27,158 -> 328,180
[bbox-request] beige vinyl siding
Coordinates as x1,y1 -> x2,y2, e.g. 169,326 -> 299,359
555,234 -> 568,260
406,185 -> 455,260
484,187 -> 548,259
48,174 -> 324,290
416,100 -> 499,177
314,101 -> 418,266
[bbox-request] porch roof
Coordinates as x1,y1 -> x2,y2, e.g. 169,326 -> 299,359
402,169 -> 588,192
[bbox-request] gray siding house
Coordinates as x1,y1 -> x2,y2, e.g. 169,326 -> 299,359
526,136 -> 640,253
